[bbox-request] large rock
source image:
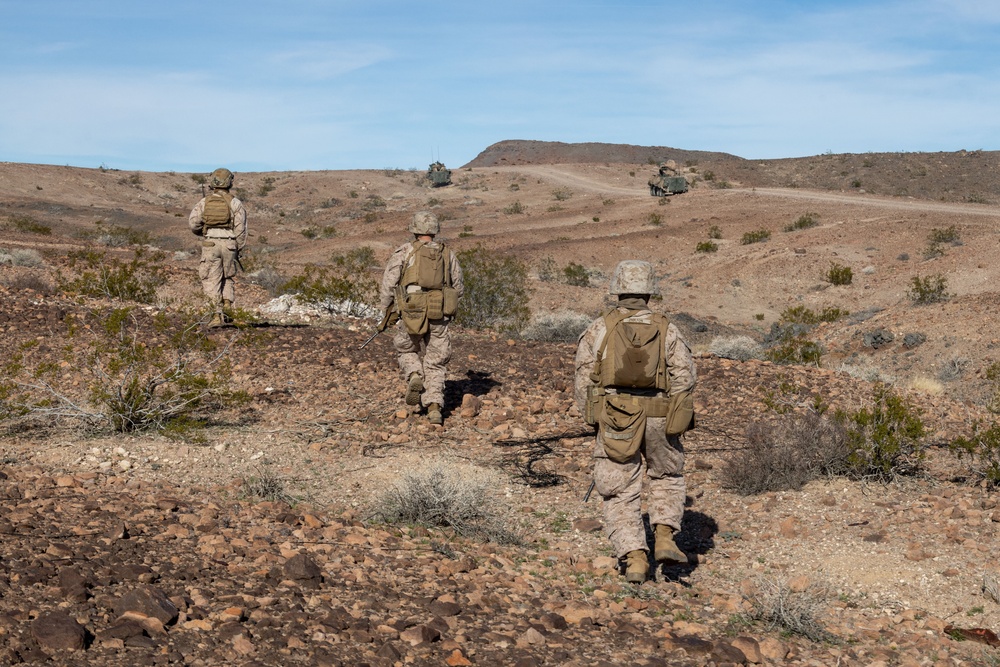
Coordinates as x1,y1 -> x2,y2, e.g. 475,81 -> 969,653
31,612 -> 86,651
114,585 -> 178,625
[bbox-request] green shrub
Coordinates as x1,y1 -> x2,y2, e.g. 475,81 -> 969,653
279,247 -> 377,317
454,246 -> 531,334
741,229 -> 771,245
825,262 -> 853,286
779,305 -> 849,325
950,421 -> 1000,486
834,383 -> 927,482
58,247 -> 166,304
537,256 -> 558,282
370,459 -> 522,544
256,177 -> 276,197
562,261 -> 590,287
190,173 -> 207,185
765,334 -> 823,367
7,214 -> 51,235
708,225 -> 722,239
1,306 -> 246,434
907,274 -> 950,304
648,213 -> 663,226
552,188 -> 573,201
695,240 -> 718,253
929,225 -> 960,245
503,201 -> 524,215
783,213 -> 819,232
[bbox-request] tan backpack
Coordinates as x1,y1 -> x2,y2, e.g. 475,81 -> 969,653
592,309 -> 670,391
401,241 -> 446,289
202,191 -> 234,229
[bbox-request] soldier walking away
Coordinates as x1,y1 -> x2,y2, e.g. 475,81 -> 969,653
379,212 -> 463,425
575,260 -> 697,583
188,168 -> 248,328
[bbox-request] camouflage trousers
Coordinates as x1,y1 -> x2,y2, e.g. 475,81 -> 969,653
593,416 -> 686,559
198,237 -> 238,311
393,319 -> 452,407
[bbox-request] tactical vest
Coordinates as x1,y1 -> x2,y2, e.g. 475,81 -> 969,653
202,191 -> 234,229
396,241 -> 458,333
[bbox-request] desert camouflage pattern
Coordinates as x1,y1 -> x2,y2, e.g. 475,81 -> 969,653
380,239 -> 464,408
575,303 -> 696,558
408,210 -> 441,235
189,193 -> 248,311
608,259 -> 660,296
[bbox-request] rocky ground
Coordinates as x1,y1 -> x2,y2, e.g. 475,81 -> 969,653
1,144 -> 1000,665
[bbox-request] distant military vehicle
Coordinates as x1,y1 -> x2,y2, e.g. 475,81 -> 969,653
648,160 -> 688,197
426,161 -> 451,187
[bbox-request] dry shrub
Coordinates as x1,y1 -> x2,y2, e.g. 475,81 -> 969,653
739,576 -> 834,642
371,460 -> 522,544
521,310 -> 591,342
0,248 -> 46,268
709,335 -> 762,362
722,410 -> 849,495
2,272 -> 53,295
240,465 -> 294,504
908,376 -> 943,395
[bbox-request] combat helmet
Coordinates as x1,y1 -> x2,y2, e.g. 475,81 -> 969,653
209,168 -> 234,190
609,260 -> 660,296
409,211 -> 440,235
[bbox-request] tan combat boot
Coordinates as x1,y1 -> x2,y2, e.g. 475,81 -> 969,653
654,524 -> 688,564
405,373 -> 424,406
624,550 -> 649,583
427,403 -> 443,426
208,312 -> 225,328
222,299 -> 234,324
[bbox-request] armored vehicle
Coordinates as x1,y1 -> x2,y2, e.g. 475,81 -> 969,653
426,161 -> 451,187
647,161 -> 688,197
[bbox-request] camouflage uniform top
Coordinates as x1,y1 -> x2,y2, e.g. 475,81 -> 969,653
188,192 -> 248,250
574,302 -> 696,412
379,240 -> 464,311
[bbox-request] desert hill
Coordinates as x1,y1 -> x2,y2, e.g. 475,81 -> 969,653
0,143 -> 999,664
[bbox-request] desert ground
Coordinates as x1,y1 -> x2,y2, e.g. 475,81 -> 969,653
0,141 -> 999,665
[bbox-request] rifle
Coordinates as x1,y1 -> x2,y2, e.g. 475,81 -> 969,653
583,480 -> 596,502
359,308 -> 399,349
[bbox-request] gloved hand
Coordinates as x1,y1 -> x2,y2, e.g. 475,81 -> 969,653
378,308 -> 400,332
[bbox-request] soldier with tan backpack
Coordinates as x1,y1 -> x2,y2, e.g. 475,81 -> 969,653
378,212 -> 463,425
188,168 -> 248,327
575,260 -> 696,583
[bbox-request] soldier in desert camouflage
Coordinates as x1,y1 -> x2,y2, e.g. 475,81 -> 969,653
379,211 -> 463,425
575,260 -> 697,583
188,168 -> 248,327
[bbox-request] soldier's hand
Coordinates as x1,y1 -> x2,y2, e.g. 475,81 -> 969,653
378,309 -> 399,332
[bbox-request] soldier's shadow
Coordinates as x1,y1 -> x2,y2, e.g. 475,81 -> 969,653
642,506 -> 718,584
444,370 -> 500,408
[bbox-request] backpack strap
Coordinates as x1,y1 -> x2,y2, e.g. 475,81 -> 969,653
399,240 -> 424,287
441,243 -> 451,288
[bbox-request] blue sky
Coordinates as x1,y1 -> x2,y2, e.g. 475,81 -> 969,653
1,0 -> 998,172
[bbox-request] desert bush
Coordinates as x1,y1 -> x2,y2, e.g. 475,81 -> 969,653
1,272 -> 53,295
0,248 -> 46,268
521,311 -> 592,342
7,214 -> 51,235
190,173 -> 207,185
951,421 -> 1000,487
370,460 -> 522,544
833,383 -> 927,482
454,246 -> 531,334
765,333 -> 823,367
552,188 -> 573,201
58,247 -> 166,304
503,201 -> 524,215
783,213 -> 819,232
722,410 -> 849,495
741,229 -> 771,245
279,247 -> 378,317
562,262 -> 590,287
84,220 -> 154,248
256,177 -> 276,197
825,262 -> 853,286
709,336 -> 762,362
695,241 -> 718,253
648,213 -> 663,226
537,256 -> 558,282
929,225 -> 961,245
837,360 -> 895,384
779,305 -> 849,325
708,225 -> 722,239
240,465 -> 295,503
1,306 -> 246,433
907,274 -> 950,304
737,576 -> 834,642
300,225 -> 337,240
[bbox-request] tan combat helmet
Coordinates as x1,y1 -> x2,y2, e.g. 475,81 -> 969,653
609,260 -> 660,296
209,167 -> 234,189
409,211 -> 440,236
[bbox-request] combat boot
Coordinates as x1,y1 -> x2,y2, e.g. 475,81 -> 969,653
208,312 -> 224,328
222,299 -> 234,324
427,403 -> 443,426
624,550 -> 649,583
654,524 -> 688,564
405,373 -> 424,406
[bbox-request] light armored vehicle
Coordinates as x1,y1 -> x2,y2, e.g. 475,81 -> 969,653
647,161 -> 688,197
426,161 -> 451,187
